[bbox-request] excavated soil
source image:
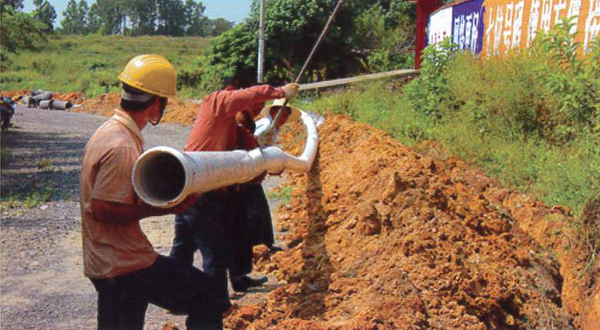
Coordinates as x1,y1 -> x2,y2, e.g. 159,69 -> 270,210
10,90 -> 599,329
72,92 -> 198,124
221,115 -> 599,330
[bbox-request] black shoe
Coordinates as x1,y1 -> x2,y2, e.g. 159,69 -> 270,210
231,275 -> 268,292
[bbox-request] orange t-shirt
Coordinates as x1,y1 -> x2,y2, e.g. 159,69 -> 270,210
185,85 -> 284,152
79,109 -> 157,279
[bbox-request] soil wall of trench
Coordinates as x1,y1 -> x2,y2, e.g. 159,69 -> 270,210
225,115 -> 600,330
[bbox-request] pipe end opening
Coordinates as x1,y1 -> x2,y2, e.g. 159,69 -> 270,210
138,152 -> 186,204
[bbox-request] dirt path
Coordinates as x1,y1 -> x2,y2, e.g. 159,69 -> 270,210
0,106 -> 285,330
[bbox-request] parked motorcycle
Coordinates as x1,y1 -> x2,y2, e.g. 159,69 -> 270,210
1,97 -> 15,131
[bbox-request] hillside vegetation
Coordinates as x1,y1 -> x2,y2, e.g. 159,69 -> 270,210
303,20 -> 600,216
1,34 -> 209,99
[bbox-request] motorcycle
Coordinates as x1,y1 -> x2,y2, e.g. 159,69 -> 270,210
1,97 -> 15,131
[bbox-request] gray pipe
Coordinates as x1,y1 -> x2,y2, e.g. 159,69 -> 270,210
39,100 -> 53,109
52,100 -> 72,110
31,89 -> 45,96
132,110 -> 319,208
32,92 -> 53,101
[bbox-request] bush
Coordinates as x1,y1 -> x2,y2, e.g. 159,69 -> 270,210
403,37 -> 459,119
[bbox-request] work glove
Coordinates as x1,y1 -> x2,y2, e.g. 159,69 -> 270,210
282,83 -> 299,100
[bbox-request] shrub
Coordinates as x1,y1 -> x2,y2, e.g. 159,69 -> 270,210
403,37 -> 459,119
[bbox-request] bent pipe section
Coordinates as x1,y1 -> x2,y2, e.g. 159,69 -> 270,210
132,110 -> 320,208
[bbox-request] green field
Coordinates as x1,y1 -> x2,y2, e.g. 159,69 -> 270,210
1,34 -> 209,99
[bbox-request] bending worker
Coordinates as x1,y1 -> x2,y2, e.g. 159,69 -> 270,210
80,54 -> 229,330
169,78 -> 299,299
236,99 -> 301,257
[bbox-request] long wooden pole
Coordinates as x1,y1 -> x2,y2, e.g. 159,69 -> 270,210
294,0 -> 344,84
270,0 -> 344,126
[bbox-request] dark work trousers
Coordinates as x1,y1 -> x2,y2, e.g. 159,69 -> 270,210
169,189 -> 252,299
89,255 -> 227,330
239,184 -> 275,247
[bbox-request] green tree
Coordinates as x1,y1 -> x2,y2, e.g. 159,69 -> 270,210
86,2 -> 102,33
185,0 -> 210,36
33,0 -> 57,32
2,0 -> 24,11
128,0 -> 158,35
199,0 -> 415,90
60,0 -> 80,34
0,4 -> 47,69
200,23 -> 257,90
77,0 -> 89,33
354,1 -> 415,71
209,18 -> 233,36
96,0 -> 124,35
157,0 -> 186,36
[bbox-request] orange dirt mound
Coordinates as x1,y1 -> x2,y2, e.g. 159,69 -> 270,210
1,90 -> 29,101
222,115 -> 594,330
74,92 -> 198,124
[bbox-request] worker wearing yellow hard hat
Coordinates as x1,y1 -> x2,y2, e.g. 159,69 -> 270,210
80,54 -> 229,330
118,54 -> 177,98
117,54 -> 177,126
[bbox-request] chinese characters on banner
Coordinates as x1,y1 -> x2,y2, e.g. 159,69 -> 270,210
453,0 -> 485,53
427,0 -> 599,55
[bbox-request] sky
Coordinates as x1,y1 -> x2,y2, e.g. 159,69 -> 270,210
23,0 -> 253,28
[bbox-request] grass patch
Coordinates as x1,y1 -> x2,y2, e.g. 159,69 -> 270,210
2,34 -> 209,99
36,158 -> 53,172
23,185 -> 55,208
1,184 -> 55,209
267,185 -> 294,205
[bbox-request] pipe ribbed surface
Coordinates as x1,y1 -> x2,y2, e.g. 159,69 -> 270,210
39,100 -> 53,109
132,110 -> 320,208
52,100 -> 72,110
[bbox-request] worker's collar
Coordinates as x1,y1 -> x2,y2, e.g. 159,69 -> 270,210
112,109 -> 144,145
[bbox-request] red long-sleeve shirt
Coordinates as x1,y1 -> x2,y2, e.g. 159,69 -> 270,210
185,85 -> 285,152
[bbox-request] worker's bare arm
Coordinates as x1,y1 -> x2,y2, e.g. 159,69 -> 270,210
91,195 -> 199,224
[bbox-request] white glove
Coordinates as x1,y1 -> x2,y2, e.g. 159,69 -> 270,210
282,83 -> 299,100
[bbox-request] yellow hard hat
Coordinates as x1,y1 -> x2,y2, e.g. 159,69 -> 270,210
261,99 -> 301,122
118,54 -> 177,98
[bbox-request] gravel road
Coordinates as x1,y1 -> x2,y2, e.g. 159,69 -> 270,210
1,106 -> 285,330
